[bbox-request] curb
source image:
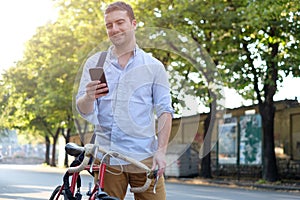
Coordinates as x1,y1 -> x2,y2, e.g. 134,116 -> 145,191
165,178 -> 300,192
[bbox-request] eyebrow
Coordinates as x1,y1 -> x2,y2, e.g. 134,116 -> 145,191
106,18 -> 126,27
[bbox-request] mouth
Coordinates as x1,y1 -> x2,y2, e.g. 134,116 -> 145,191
111,32 -> 125,40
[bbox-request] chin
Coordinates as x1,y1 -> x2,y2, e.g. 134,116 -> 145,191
111,36 -> 125,45
111,40 -> 124,47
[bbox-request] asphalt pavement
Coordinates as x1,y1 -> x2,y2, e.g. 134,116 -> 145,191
1,157 -> 300,193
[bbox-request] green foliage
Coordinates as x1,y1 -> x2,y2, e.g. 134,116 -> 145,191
0,0 -> 299,176
229,0 -> 300,102
134,0 -> 231,112
0,0 -> 112,140
135,0 -> 300,104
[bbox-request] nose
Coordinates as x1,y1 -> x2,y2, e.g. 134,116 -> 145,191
110,23 -> 120,35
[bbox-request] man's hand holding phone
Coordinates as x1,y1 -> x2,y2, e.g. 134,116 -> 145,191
86,81 -> 109,100
87,68 -> 109,100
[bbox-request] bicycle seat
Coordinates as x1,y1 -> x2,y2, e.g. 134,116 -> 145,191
65,143 -> 85,157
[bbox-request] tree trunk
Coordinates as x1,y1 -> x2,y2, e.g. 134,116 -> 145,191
44,135 -> 50,165
64,128 -> 71,167
258,32 -> 279,182
200,96 -> 217,178
51,127 -> 60,167
259,102 -> 279,182
201,112 -> 212,178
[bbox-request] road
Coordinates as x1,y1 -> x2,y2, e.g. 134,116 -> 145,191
0,164 -> 299,200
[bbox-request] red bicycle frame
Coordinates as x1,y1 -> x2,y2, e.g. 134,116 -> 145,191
54,162 -> 107,200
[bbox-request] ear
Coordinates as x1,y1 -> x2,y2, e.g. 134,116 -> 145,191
132,19 -> 137,30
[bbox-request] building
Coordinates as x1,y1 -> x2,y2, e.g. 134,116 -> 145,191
170,99 -> 300,178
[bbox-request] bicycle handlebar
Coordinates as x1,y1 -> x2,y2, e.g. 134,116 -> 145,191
67,144 -> 153,193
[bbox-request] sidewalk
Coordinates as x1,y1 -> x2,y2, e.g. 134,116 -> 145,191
166,177 -> 300,192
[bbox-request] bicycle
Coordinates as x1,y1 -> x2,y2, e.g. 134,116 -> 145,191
49,143 -> 158,200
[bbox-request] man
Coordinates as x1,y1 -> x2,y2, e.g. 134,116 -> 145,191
76,1 -> 173,199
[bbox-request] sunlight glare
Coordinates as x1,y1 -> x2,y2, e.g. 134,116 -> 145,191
0,0 -> 57,71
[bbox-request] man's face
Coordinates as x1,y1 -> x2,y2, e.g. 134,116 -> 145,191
104,10 -> 136,47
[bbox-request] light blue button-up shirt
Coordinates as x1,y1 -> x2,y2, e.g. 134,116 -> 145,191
76,46 -> 173,164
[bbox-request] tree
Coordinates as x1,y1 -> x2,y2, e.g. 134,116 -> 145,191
52,0 -> 110,148
227,0 -> 300,181
0,0 -> 112,166
134,0 -> 234,178
134,0 -> 300,182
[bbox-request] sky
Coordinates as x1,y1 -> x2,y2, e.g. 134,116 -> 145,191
0,0 -> 299,109
0,0 -> 57,70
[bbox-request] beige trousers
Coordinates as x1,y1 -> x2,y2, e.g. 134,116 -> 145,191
95,157 -> 166,200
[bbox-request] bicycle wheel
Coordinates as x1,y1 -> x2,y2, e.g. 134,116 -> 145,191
49,185 -> 66,200
96,192 -> 120,200
98,197 -> 120,200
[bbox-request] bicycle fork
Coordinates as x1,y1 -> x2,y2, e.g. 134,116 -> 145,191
88,163 -> 108,200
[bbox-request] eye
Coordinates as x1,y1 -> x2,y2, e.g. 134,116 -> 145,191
106,23 -> 112,29
116,20 -> 125,25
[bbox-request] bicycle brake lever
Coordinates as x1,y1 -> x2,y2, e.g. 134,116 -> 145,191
150,169 -> 159,194
153,174 -> 159,194
89,157 -> 95,173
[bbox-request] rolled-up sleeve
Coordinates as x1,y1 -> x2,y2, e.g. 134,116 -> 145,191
153,64 -> 174,118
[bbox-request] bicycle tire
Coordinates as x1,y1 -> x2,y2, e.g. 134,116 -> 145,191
96,192 -> 119,200
97,197 -> 120,200
49,185 -> 66,200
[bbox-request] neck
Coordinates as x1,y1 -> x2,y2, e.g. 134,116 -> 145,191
114,37 -> 136,57
113,41 -> 136,68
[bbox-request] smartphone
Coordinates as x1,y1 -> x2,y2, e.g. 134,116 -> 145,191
89,67 -> 107,83
89,67 -> 108,94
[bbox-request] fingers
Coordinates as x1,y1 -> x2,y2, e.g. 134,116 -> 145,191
157,167 -> 165,177
152,159 -> 166,177
86,81 -> 108,99
95,83 -> 109,95
151,161 -> 156,171
152,166 -> 165,177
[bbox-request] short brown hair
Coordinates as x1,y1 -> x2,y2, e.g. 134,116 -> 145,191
105,1 -> 135,21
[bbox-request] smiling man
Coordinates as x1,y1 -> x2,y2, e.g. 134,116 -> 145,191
76,1 -> 173,199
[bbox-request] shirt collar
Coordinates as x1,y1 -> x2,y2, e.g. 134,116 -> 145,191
108,44 -> 139,60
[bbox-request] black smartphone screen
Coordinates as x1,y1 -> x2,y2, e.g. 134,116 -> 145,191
89,68 -> 108,94
89,68 -> 107,83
